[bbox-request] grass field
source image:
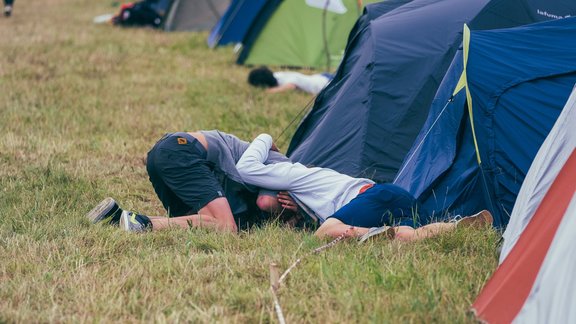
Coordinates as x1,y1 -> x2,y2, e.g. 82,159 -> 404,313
0,0 -> 500,322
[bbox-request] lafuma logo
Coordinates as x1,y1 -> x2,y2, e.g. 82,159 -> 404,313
536,9 -> 572,19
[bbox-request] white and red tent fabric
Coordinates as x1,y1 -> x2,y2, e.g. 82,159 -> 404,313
472,86 -> 576,323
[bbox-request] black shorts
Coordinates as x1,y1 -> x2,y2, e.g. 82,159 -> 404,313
146,132 -> 225,217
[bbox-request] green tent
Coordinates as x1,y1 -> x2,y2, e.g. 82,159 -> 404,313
237,0 -> 379,70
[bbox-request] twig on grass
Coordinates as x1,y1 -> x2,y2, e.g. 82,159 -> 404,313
270,263 -> 286,324
269,227 -> 353,323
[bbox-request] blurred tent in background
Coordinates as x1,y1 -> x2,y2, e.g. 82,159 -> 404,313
471,86 -> 576,323
234,0 -> 380,70
111,0 -> 230,31
207,0 -> 269,48
287,0 -> 576,185
163,0 -> 229,31
146,0 -> 172,17
393,17 -> 576,228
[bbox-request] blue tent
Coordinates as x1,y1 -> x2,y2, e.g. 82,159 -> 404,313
287,0 -> 576,183
288,0 -> 490,182
322,0 -> 415,87
394,17 -> 576,228
468,0 -> 576,29
207,0 -> 270,48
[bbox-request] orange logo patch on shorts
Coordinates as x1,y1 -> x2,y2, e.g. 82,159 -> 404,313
359,183 -> 374,194
177,137 -> 187,145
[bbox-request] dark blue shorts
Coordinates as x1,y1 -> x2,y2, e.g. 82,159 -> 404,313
146,132 -> 225,217
328,184 -> 420,228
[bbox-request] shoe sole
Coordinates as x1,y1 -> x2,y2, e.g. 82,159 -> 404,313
119,211 -> 128,231
458,210 -> 493,228
86,197 -> 118,224
359,226 -> 395,243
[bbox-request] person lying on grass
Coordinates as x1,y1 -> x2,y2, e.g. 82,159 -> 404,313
248,66 -> 333,95
86,130 -> 297,233
235,134 -> 493,242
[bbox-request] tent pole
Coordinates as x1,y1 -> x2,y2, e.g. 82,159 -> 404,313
204,0 -> 222,20
322,0 -> 331,71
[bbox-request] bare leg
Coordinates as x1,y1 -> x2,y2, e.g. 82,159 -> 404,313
393,223 -> 456,242
148,197 -> 238,233
393,210 -> 493,242
315,218 -> 371,239
148,215 -> 224,231
316,220 -> 457,241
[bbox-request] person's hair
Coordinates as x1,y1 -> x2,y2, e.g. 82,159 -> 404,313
248,66 -> 278,88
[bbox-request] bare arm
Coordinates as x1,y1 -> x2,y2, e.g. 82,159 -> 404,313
236,134 -> 307,191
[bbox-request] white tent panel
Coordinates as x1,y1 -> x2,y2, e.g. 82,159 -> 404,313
513,194 -> 576,323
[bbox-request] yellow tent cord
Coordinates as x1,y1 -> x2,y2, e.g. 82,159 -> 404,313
453,24 -> 482,165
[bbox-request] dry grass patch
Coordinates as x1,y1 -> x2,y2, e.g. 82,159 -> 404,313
1,0 -> 499,322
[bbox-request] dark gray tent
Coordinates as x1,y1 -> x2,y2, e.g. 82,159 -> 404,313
287,0 -> 576,183
163,0 -> 229,32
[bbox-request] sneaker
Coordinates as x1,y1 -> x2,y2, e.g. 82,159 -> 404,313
455,210 -> 493,229
86,197 -> 123,225
120,210 -> 151,232
359,226 -> 395,243
4,5 -> 11,17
